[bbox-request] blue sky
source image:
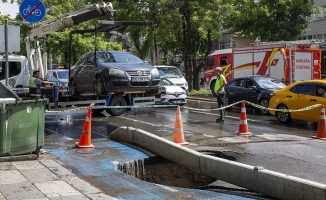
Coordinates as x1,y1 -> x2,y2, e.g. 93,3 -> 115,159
0,2 -> 19,18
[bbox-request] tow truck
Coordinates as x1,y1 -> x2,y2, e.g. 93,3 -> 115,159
0,2 -> 161,116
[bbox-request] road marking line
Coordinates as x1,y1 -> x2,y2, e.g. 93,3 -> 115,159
189,110 -> 258,122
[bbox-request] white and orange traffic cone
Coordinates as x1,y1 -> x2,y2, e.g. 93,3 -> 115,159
173,106 -> 189,145
236,101 -> 252,136
76,107 -> 94,148
312,105 -> 326,140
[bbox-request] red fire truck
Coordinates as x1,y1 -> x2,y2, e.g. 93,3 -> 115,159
204,41 -> 321,96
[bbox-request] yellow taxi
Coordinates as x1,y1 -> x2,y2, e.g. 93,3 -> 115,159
269,80 -> 326,123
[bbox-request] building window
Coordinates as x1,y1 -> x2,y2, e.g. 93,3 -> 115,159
219,41 -> 237,50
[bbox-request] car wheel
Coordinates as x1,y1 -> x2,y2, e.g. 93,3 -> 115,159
276,104 -> 292,123
224,97 -> 232,111
94,75 -> 106,96
69,79 -> 79,97
259,98 -> 270,115
210,80 -> 217,97
106,96 -> 127,116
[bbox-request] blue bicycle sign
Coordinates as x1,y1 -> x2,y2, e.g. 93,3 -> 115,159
23,5 -> 42,17
19,0 -> 46,23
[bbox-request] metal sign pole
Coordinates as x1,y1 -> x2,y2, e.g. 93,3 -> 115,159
5,20 -> 9,86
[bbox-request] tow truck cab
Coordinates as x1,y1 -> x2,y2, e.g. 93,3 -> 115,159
0,53 -> 29,92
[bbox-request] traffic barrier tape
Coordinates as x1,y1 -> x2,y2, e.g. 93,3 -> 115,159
46,100 -> 321,113
183,100 -> 322,113
46,103 -> 177,113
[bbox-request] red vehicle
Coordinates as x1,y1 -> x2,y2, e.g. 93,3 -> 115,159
204,41 -> 321,96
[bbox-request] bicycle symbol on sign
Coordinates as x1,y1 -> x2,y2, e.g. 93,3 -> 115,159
23,5 -> 42,16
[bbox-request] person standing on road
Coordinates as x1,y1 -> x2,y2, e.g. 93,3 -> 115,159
29,70 -> 53,97
214,67 -> 227,122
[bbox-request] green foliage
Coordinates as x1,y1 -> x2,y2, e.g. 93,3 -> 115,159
225,0 -> 318,41
188,89 -> 212,96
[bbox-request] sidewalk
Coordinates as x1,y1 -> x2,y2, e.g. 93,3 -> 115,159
0,151 -> 114,200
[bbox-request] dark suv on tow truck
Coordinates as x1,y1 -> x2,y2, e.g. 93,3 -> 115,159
69,51 -> 161,96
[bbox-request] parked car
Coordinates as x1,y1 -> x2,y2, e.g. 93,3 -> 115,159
269,80 -> 326,123
158,78 -> 187,105
155,65 -> 189,94
225,76 -> 286,115
47,69 -> 69,89
69,51 -> 161,96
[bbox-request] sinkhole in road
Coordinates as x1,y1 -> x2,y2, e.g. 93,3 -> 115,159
117,156 -> 216,188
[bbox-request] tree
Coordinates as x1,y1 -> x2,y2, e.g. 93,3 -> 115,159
1,0 -> 122,67
224,0 -> 319,41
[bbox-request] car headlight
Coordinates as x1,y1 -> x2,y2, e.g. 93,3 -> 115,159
109,68 -> 125,75
151,68 -> 160,76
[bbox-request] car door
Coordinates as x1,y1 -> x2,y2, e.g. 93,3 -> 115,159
73,53 -> 88,91
83,53 -> 96,91
309,84 -> 326,122
225,78 -> 244,103
288,83 -> 314,122
243,78 -> 259,104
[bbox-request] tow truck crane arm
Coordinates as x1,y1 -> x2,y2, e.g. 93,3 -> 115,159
25,2 -> 114,78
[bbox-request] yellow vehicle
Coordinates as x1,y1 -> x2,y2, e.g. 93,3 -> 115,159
269,80 -> 326,123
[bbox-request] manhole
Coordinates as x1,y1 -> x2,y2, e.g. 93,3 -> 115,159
117,156 -> 216,188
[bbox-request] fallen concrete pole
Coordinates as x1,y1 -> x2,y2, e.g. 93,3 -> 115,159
110,126 -> 326,200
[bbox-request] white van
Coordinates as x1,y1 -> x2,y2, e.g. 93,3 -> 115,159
156,65 -> 189,94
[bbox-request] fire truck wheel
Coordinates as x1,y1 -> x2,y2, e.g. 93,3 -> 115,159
259,98 -> 270,115
106,96 -> 127,116
210,81 -> 217,97
276,104 -> 292,123
69,79 -> 80,97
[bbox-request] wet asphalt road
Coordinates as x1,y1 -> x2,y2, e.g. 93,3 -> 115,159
43,97 -> 326,198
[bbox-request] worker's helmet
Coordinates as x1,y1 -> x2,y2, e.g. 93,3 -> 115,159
214,67 -> 222,72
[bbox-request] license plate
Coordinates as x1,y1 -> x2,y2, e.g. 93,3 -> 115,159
131,76 -> 150,82
173,100 -> 182,104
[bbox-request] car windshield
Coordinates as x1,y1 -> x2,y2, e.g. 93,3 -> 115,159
57,71 -> 68,79
98,52 -> 144,64
158,67 -> 183,78
256,78 -> 286,89
161,78 -> 175,86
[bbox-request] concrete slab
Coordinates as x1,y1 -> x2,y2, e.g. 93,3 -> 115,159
0,170 -> 28,184
0,182 -> 46,200
34,180 -> 82,198
0,192 -> 5,200
0,162 -> 15,171
21,168 -> 61,183
11,160 -> 45,169
48,195 -> 88,200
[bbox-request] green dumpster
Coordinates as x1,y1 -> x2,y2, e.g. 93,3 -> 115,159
0,98 -> 48,156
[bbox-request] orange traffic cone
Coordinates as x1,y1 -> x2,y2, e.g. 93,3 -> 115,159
236,101 -> 252,136
76,107 -> 94,148
312,105 -> 326,140
173,106 -> 189,145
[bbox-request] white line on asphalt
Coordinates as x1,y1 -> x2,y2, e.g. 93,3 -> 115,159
118,116 -> 163,127
190,110 -> 258,122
